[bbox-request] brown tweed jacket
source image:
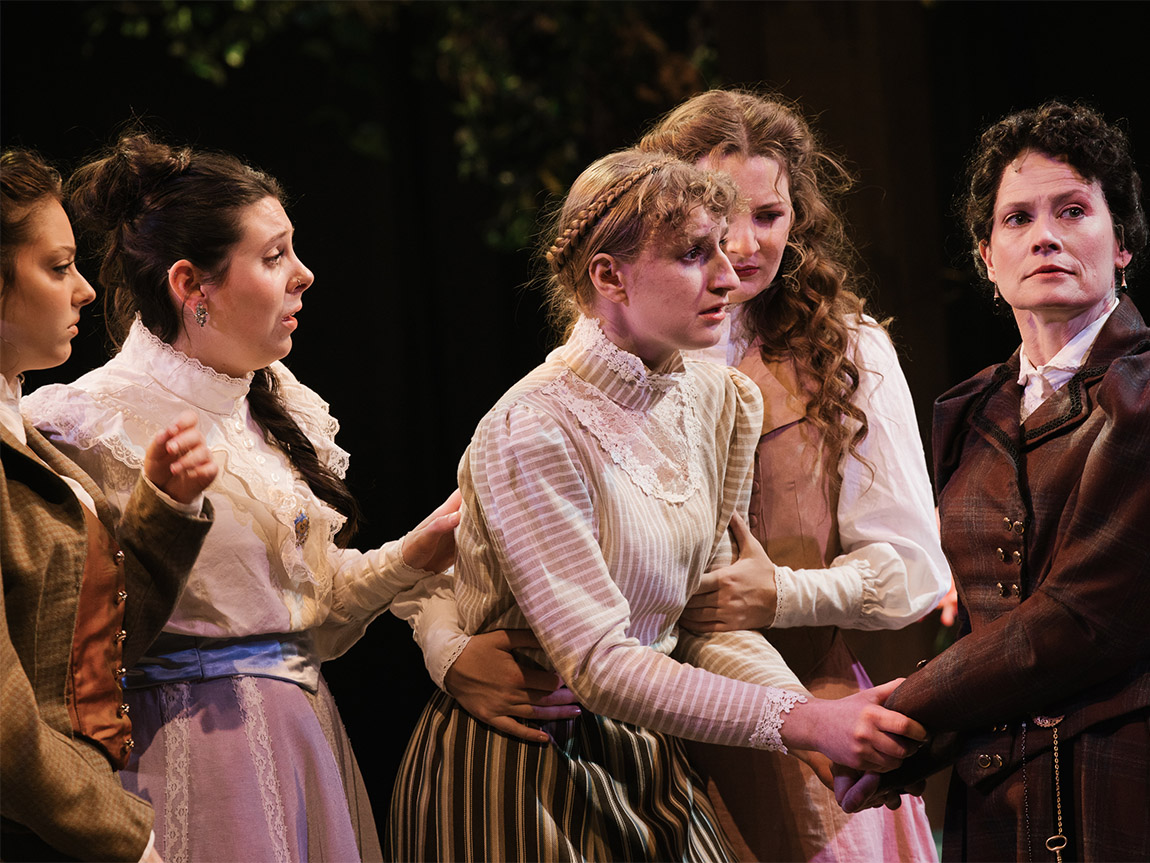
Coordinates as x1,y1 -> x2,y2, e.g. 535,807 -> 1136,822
1,419 -> 212,861
882,295 -> 1150,858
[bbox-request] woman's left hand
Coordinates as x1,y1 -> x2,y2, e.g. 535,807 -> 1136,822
783,679 -> 927,773
144,411 -> 218,504
681,513 -> 777,632
401,489 -> 463,573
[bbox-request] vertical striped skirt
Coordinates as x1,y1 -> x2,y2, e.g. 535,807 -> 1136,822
386,689 -> 736,862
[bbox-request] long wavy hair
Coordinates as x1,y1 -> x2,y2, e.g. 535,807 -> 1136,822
640,89 -> 875,494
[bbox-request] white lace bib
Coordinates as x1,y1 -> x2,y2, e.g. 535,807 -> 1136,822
547,316 -> 703,503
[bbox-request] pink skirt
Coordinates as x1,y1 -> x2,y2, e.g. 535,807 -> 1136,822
686,633 -> 939,862
121,673 -> 381,863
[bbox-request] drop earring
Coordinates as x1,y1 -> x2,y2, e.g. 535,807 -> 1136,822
1118,267 -> 1128,294
195,302 -> 208,328
992,283 -> 1001,310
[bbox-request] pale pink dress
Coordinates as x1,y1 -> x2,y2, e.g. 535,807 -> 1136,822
685,323 -> 942,862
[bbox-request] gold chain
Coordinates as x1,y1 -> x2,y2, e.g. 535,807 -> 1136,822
1034,715 -> 1067,862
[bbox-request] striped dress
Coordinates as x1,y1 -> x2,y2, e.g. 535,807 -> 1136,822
387,316 -> 811,862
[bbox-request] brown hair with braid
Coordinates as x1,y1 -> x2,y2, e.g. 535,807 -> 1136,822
68,131 -> 360,542
542,148 -> 738,335
640,89 -> 874,495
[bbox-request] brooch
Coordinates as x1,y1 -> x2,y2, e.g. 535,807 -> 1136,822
293,510 -> 310,547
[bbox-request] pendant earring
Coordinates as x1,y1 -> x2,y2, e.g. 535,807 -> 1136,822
194,302 -> 208,328
1118,267 -> 1128,294
992,283 -> 1001,310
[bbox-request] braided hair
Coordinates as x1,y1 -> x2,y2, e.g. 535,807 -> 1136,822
640,90 -> 874,498
68,130 -> 361,542
541,149 -> 737,336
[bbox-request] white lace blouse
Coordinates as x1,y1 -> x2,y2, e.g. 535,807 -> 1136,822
452,316 -> 808,751
23,319 -> 443,661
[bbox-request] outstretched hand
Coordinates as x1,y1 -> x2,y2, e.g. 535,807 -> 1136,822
144,411 -> 218,505
446,629 -> 582,744
784,679 -> 927,773
681,513 -> 777,632
401,489 -> 463,573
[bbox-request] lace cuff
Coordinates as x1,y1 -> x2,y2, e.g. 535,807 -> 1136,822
749,687 -> 806,752
436,634 -> 472,692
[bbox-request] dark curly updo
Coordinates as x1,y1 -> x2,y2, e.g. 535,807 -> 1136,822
963,102 -> 1147,280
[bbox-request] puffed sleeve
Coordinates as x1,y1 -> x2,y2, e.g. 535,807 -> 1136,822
771,323 -> 951,630
462,384 -> 805,751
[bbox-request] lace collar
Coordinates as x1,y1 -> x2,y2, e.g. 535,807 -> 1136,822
546,315 -> 702,503
555,315 -> 686,412
117,317 -> 253,416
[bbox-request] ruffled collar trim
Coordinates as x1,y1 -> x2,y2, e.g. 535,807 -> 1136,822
556,315 -> 685,412
119,317 -> 253,416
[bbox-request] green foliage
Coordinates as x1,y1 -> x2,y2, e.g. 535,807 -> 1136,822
81,0 -> 717,250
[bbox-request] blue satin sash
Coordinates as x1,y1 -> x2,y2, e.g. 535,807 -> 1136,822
123,630 -> 320,693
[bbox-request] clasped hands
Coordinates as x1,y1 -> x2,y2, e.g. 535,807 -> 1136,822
441,512 -> 929,810
683,513 -> 928,811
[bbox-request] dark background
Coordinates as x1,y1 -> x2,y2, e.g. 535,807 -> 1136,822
4,0 -> 1146,822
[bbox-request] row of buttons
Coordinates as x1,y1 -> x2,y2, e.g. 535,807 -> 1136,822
995,548 -> 1022,565
112,549 -> 134,757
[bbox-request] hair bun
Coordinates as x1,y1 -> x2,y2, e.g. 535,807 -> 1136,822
68,131 -> 191,233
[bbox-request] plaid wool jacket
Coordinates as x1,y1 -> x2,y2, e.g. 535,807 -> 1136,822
884,294 -> 1150,860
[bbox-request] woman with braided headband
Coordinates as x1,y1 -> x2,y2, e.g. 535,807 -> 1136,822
386,149 -> 926,862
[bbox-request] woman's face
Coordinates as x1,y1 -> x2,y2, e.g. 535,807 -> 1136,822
697,154 -> 793,305
192,197 -> 313,377
981,150 -> 1132,331
0,199 -> 95,381
601,205 -> 738,368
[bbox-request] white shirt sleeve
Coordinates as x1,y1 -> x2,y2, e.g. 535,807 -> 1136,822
390,572 -> 471,691
313,540 -> 444,658
771,323 -> 951,630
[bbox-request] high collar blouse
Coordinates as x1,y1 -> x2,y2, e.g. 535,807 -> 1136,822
24,319 -> 430,659
453,315 -> 810,751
